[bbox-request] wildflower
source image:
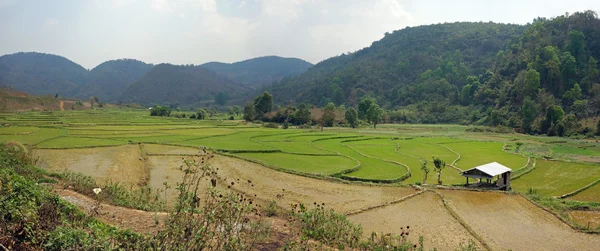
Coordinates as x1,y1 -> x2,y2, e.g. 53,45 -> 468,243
93,188 -> 102,195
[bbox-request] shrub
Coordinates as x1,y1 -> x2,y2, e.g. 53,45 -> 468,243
265,200 -> 277,217
291,203 -> 362,249
263,122 -> 279,128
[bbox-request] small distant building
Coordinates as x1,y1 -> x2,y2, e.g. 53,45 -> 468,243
461,162 -> 512,190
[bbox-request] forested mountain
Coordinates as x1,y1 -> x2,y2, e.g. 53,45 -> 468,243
120,64 -> 250,106
267,11 -> 600,135
201,56 -> 313,88
0,52 -> 88,97
268,22 -> 526,106
77,59 -> 153,102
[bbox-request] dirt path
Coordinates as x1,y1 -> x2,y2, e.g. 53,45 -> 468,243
59,100 -> 64,111
53,187 -> 167,234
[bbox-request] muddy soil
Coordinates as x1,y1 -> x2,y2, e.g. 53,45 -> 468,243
210,155 -> 417,214
348,192 -> 482,250
439,190 -> 600,251
33,145 -> 148,187
144,144 -> 202,155
569,210 -> 600,229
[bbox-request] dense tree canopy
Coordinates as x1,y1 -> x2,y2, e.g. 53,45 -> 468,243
263,10 -> 600,136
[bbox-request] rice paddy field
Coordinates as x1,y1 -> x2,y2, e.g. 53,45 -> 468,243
2,109 -> 600,249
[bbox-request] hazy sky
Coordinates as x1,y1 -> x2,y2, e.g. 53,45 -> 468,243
1,0 -> 599,69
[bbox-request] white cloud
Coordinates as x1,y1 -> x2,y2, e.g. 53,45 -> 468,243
151,0 -> 216,13
44,18 -> 59,26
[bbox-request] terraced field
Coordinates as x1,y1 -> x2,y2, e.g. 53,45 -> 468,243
2,109 -> 600,247
511,160 -> 600,196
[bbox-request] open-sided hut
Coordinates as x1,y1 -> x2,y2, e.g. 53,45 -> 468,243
461,162 -> 511,190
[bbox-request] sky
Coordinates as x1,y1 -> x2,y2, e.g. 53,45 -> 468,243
1,0 -> 599,69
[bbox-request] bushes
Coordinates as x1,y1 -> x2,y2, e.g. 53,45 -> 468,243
291,203 -> 362,249
289,203 -> 420,250
57,171 -> 164,211
263,122 -> 279,128
150,105 -> 171,117
0,143 -> 268,250
0,153 -> 147,250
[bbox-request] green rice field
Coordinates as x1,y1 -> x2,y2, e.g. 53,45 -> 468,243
1,109 -> 600,203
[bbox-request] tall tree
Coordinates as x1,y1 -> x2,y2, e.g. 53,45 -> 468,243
344,107 -> 359,128
321,102 -> 336,127
294,103 -> 311,125
519,97 -> 539,133
523,69 -> 541,98
253,91 -> 273,119
357,97 -> 375,120
560,52 -> 578,93
566,30 -> 585,64
582,56 -> 599,92
232,105 -> 241,116
366,104 -> 383,129
243,102 -> 254,121
420,160 -> 430,184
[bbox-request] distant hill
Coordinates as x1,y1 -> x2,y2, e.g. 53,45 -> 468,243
268,22 -> 526,106
201,56 -> 313,88
77,59 -> 153,102
265,11 -> 600,136
120,64 -> 250,106
0,52 -> 88,97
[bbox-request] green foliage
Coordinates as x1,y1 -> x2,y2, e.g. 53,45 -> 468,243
78,59 -> 152,102
253,91 -> 273,119
357,96 -> 375,119
201,56 -> 312,88
321,102 -> 336,127
150,105 -> 171,116
293,103 -> 312,125
243,102 -> 255,121
292,203 -> 362,249
432,157 -> 446,185
0,52 -> 88,97
266,11 -> 600,136
365,103 -> 383,129
196,108 -> 208,120
214,91 -> 229,105
520,97 -> 539,133
420,159 -> 430,184
345,107 -> 359,128
265,200 -> 278,217
563,83 -> 583,104
121,64 -> 250,106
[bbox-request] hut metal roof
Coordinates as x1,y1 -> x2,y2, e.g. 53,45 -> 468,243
461,162 -> 511,179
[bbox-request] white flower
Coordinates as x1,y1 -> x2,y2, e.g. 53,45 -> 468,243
93,188 -> 102,195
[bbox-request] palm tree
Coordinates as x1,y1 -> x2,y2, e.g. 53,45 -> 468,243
432,157 -> 446,185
